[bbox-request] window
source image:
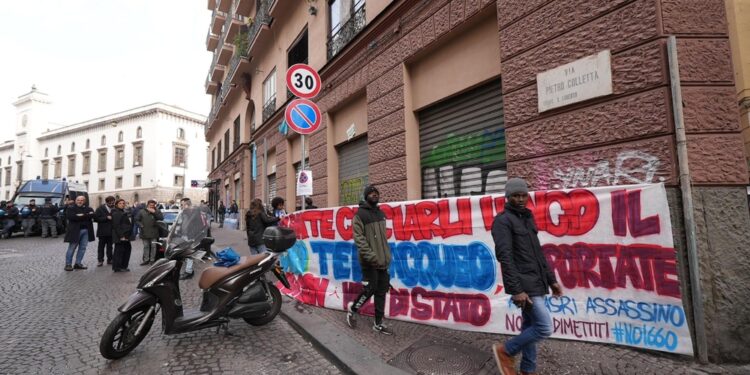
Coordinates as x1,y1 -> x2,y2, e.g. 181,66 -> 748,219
41,161 -> 49,179
177,128 -> 185,140
54,158 -> 62,179
85,139 -> 90,149
133,144 -> 143,166
287,30 -> 309,99
327,0 -> 365,59
83,180 -> 89,190
211,148 -> 216,170
224,130 -> 230,157
134,174 -> 142,187
174,175 -> 184,187
70,142 -> 75,152
99,178 -> 105,190
6,156 -> 9,164
82,153 -> 91,174
118,131 -> 124,143
98,150 -> 107,172
4,168 -> 11,186
101,135 -> 107,146
0,171 -> 3,186
173,146 -> 186,166
67,155 -> 76,176
44,148 -> 48,157
233,116 -> 240,150
115,147 -> 124,169
217,141 -> 222,164
136,127 -> 142,138
116,176 -> 123,189
57,145 -> 61,155
263,68 -> 277,120
16,161 -> 23,182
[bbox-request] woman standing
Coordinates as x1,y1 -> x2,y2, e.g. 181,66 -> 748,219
111,199 -> 134,272
64,196 -> 95,271
245,199 -> 279,255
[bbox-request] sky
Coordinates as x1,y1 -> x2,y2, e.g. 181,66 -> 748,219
0,0 -> 212,141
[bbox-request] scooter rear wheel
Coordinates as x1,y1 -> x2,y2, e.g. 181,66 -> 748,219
100,305 -> 155,359
243,283 -> 282,326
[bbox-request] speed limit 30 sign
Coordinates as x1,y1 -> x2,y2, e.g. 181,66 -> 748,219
286,64 -> 322,99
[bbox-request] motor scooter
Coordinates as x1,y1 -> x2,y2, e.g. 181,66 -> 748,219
99,208 -> 294,359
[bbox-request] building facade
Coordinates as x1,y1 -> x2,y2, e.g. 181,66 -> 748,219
0,87 -> 209,205
204,0 -> 750,362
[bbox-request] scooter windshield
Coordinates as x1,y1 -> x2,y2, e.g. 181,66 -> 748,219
165,207 -> 209,259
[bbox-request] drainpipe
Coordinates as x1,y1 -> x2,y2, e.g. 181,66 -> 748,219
667,35 -> 708,363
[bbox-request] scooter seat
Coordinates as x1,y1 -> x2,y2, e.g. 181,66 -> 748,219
198,254 -> 268,289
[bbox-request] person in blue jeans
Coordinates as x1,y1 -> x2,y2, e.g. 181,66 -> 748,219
491,178 -> 563,375
63,196 -> 96,271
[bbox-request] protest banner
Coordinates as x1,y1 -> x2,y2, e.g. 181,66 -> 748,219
276,183 -> 693,355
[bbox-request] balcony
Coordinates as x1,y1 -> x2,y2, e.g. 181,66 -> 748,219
327,0 -> 366,60
207,0 -> 217,10
248,0 -> 273,56
226,12 -> 246,43
217,0 -> 232,13
205,73 -> 219,95
211,63 -> 226,82
262,98 -> 276,122
218,42 -> 233,66
206,30 -> 219,51
211,10 -> 227,35
235,0 -> 255,16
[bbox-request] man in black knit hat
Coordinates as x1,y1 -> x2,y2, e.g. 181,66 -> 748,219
345,185 -> 393,335
491,177 -> 562,375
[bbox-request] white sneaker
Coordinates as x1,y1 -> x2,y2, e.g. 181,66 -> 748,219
346,302 -> 357,329
372,323 -> 393,335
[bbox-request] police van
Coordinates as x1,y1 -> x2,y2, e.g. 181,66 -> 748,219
2,178 -> 89,236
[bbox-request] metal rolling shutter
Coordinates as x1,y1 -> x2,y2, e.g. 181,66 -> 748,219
267,174 -> 277,205
338,136 -> 369,206
418,79 -> 506,199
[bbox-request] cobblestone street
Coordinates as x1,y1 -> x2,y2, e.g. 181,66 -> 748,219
0,233 -> 341,375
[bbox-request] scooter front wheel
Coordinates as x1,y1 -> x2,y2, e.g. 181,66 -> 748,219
100,305 -> 155,359
243,283 -> 282,326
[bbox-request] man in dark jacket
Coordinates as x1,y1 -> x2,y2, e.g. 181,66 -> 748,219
94,196 -> 116,266
111,199 -> 134,272
1,201 -> 19,239
491,178 -> 562,375
136,199 -> 164,265
217,201 -> 226,228
21,199 -> 40,237
346,185 -> 393,335
64,196 -> 95,271
39,198 -> 59,238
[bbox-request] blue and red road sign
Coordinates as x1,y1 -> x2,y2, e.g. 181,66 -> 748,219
285,99 -> 321,135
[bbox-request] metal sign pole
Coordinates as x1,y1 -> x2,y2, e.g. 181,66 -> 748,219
301,134 -> 306,210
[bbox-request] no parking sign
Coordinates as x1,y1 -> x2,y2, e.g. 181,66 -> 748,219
285,99 -> 321,135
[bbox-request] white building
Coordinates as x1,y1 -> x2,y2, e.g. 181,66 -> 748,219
0,86 -> 208,205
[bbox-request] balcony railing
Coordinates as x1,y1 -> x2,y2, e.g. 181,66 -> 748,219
262,98 -> 276,122
327,1 -> 366,60
247,0 -> 272,52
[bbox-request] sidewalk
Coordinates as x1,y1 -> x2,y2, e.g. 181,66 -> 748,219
210,226 -> 749,375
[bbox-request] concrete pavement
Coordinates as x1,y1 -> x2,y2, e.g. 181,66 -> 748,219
212,225 -> 750,375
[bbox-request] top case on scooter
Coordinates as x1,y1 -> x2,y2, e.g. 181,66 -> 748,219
198,254 -> 268,289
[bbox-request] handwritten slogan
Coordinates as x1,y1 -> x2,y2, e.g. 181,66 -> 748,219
277,184 -> 693,355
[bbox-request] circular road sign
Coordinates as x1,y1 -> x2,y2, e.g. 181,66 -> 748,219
285,99 -> 322,135
286,64 -> 322,99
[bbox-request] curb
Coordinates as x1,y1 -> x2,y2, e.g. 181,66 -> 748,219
279,298 -> 411,375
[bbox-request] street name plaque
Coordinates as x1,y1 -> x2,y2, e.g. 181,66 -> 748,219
537,50 -> 613,113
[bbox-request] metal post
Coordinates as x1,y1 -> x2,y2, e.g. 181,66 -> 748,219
667,35 -> 708,363
301,134 -> 306,211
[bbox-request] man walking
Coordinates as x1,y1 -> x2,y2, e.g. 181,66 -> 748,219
94,196 -> 116,266
39,198 -> 58,238
1,201 -> 19,239
137,199 -> 163,265
345,185 -> 393,335
22,199 -> 40,237
217,201 -> 226,228
64,196 -> 95,271
491,178 -> 562,375
111,199 -> 134,272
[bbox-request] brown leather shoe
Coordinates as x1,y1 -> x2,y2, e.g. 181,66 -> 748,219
492,343 -> 516,375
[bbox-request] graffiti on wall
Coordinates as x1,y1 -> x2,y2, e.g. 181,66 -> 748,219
552,150 -> 664,189
422,129 -> 507,198
340,176 -> 367,206
278,184 -> 693,355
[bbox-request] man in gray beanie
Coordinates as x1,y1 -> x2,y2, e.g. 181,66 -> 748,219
491,177 -> 562,375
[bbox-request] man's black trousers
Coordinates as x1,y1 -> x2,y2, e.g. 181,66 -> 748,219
97,236 -> 113,262
351,267 -> 390,325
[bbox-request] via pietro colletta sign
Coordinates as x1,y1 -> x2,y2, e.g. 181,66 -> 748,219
537,50 -> 613,112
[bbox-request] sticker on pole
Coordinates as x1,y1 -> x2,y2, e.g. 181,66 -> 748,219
285,99 -> 321,135
286,64 -> 322,99
297,169 -> 313,196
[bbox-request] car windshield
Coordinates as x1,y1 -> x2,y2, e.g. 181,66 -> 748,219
13,196 -> 52,206
163,212 -> 179,222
